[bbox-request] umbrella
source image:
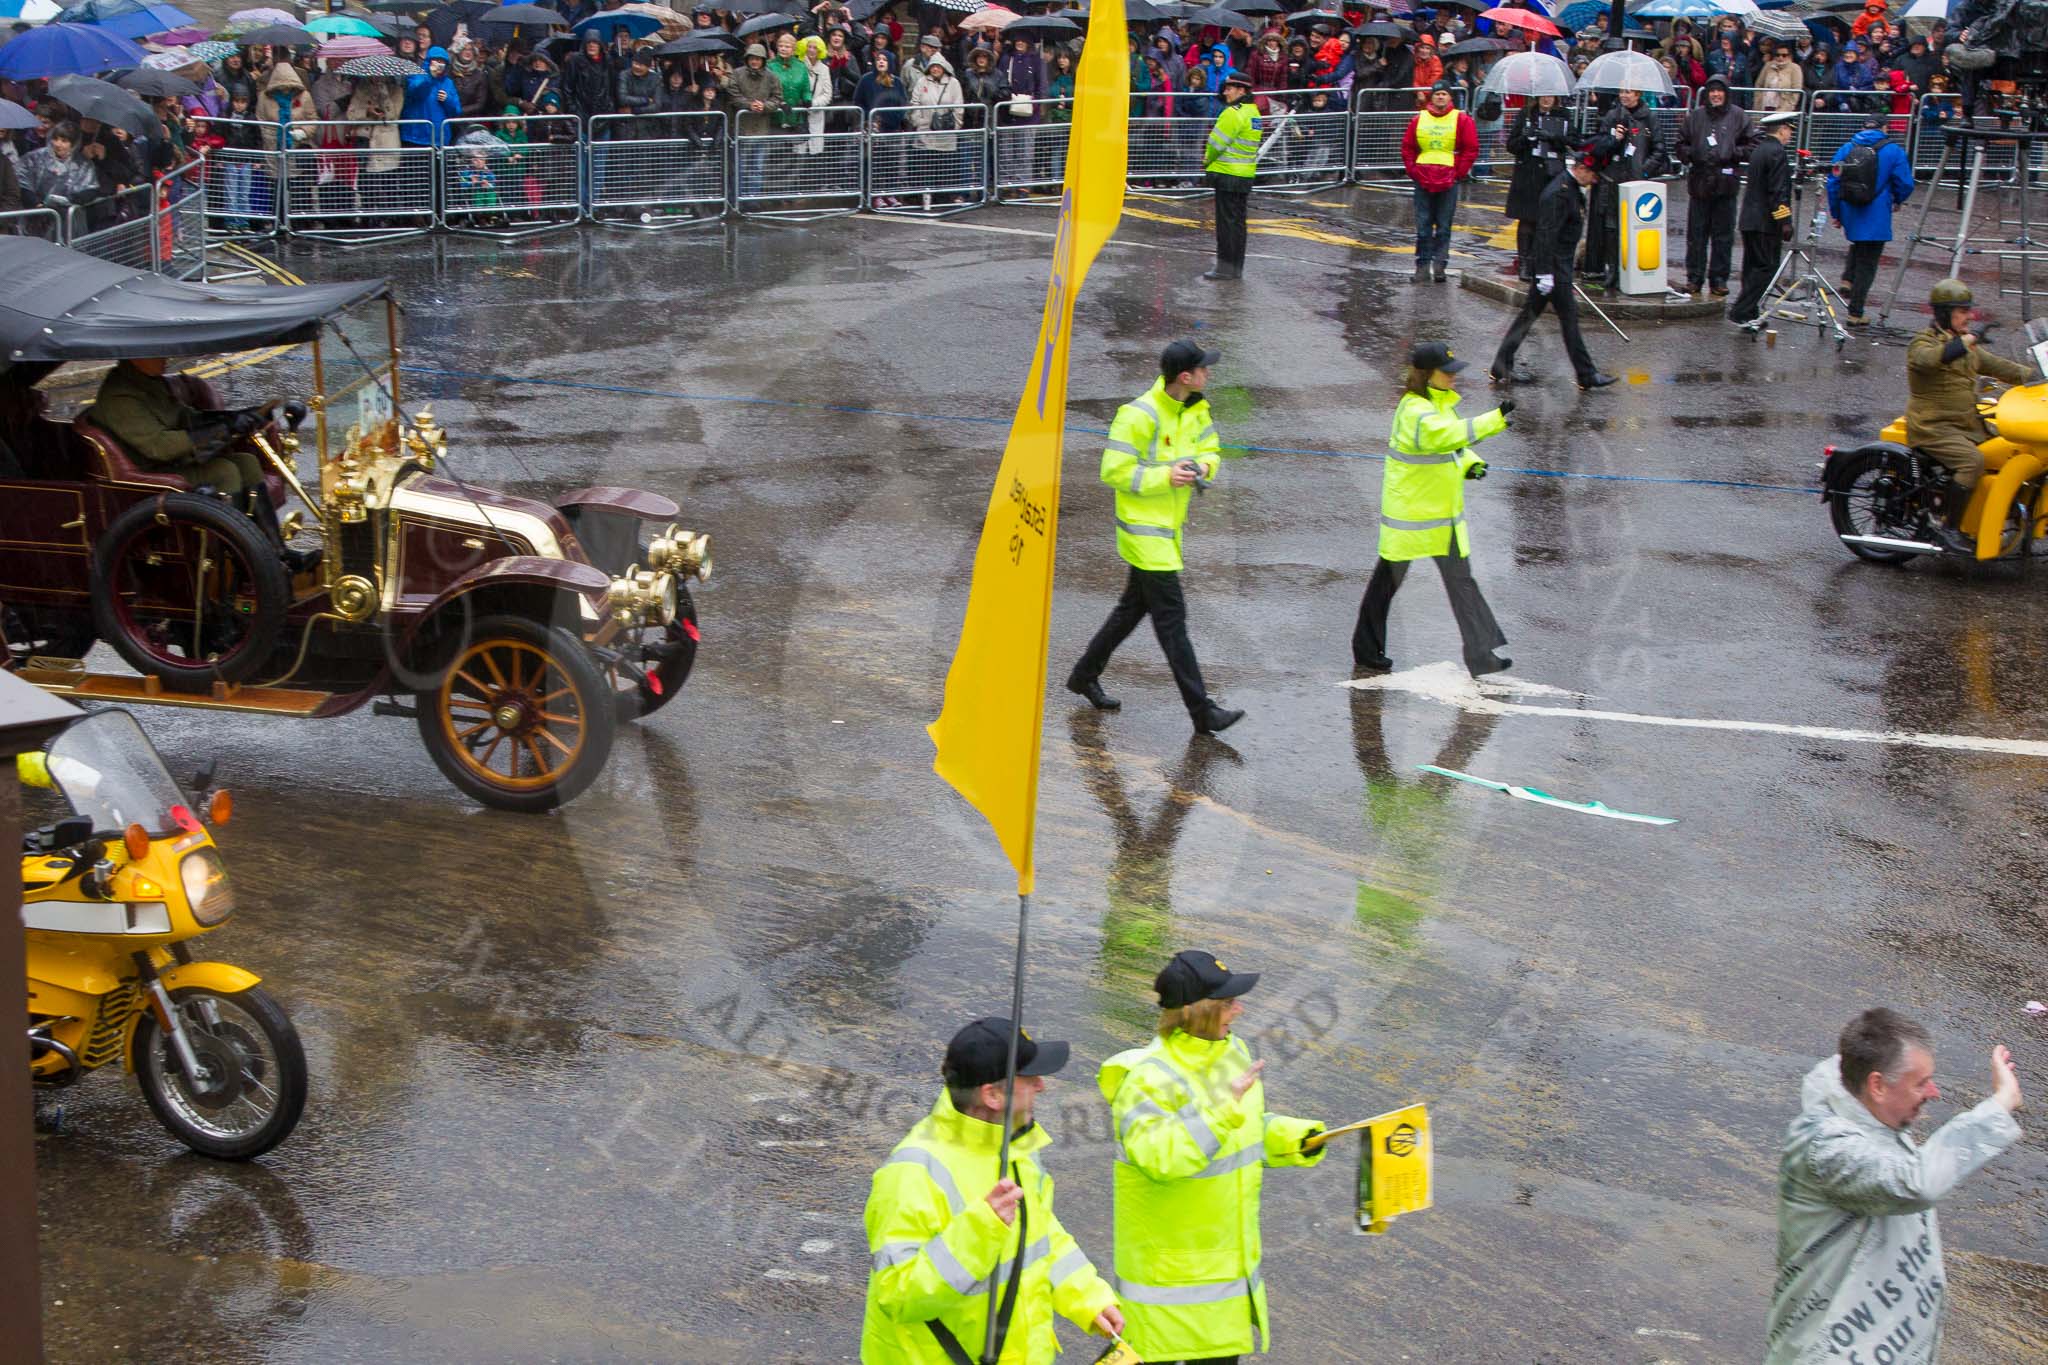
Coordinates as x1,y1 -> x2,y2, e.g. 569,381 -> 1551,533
223,6 -> 302,27
1478,47 -> 1574,93
1628,0 -> 1745,14
1442,34 -> 1509,52
0,98 -> 39,130
1901,0 -> 1945,15
1554,0 -> 1603,25
925,0 -> 987,11
316,33 -> 394,57
1479,5 -> 1561,35
186,39 -> 240,59
46,72 -> 157,136
149,25 -> 213,43
140,45 -> 203,66
1351,19 -> 1412,36
113,65 -> 200,94
1003,13 -> 1080,36
357,11 -> 412,35
959,5 -> 1016,27
1429,0 -> 1488,8
0,24 -> 148,80
476,3 -> 563,24
55,0 -> 194,39
1226,0 -> 1280,8
454,127 -> 508,152
1576,45 -> 1673,92
361,0 -> 427,9
656,30 -> 738,52
0,0 -> 61,18
735,10 -> 798,35
337,51 -> 422,74
305,12 -> 382,35
1185,3 -> 1255,26
233,23 -> 317,45
716,0 -> 802,13
572,9 -> 662,37
1746,8 -> 1808,38
1284,7 -> 1344,25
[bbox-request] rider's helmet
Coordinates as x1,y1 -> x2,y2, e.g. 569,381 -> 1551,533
1929,278 -> 1974,308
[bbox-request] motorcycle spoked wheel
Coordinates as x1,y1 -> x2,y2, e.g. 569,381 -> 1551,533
1828,449 -> 1930,564
130,985 -> 307,1160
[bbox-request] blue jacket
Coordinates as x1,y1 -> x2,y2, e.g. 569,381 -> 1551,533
1826,127 -> 1914,242
401,45 -> 460,145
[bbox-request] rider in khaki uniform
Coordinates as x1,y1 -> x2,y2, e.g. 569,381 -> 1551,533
87,358 -> 264,497
1905,279 -> 2036,553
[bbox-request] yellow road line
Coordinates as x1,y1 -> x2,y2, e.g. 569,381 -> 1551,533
1120,202 -> 1499,258
185,243 -> 307,379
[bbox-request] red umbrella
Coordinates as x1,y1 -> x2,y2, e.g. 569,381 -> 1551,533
1479,5 -> 1561,37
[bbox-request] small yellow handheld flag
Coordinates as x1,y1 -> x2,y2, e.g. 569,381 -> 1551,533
1355,1103 -> 1432,1235
925,0 -> 1130,897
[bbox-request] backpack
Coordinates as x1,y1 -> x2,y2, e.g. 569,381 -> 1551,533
1838,137 -> 1886,206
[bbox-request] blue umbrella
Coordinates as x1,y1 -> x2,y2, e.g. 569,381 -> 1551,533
1555,0 -> 1605,30
55,0 -> 197,39
0,23 -> 150,79
1630,0 -> 1739,16
571,10 -> 661,39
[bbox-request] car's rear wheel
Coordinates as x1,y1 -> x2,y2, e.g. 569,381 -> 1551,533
416,614 -> 616,812
90,494 -> 289,689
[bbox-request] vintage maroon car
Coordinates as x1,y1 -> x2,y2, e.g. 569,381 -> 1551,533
0,239 -> 710,811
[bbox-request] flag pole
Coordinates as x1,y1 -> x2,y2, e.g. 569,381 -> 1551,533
982,891 -> 1030,1364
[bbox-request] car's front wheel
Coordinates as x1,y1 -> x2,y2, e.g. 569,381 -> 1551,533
415,614 -> 617,812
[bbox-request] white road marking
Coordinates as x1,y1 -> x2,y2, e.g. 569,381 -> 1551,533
757,1138 -> 830,1149
764,1268 -> 830,1285
1346,661 -> 2048,759
1636,1327 -> 1705,1342
800,1238 -> 835,1255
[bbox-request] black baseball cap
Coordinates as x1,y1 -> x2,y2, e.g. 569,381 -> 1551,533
943,1017 -> 1070,1089
1155,950 -> 1260,1009
1161,339 -> 1219,379
1408,340 -> 1467,375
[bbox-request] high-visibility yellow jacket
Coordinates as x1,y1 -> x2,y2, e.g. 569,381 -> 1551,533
1102,378 -> 1221,572
1204,101 -> 1260,178
861,1090 -> 1117,1364
1378,387 -> 1506,561
1096,1030 -> 1325,1360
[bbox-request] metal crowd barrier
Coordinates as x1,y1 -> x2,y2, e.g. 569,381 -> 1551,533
0,206 -> 62,241
993,98 -> 1070,202
1253,107 -> 1350,194
199,122 -> 283,239
278,118 -> 438,245
733,105 -> 863,220
1911,96 -> 1968,179
1127,114 -> 1210,198
65,180 -> 161,272
869,102 -> 987,216
1350,87 -> 1435,182
162,167 -> 208,278
587,112 -> 729,229
442,114 -> 583,237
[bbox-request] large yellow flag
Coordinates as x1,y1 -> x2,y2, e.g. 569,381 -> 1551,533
926,1 -> 1130,897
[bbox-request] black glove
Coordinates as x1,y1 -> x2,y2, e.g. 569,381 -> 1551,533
229,406 -> 267,436
189,418 -> 231,456
1497,398 -> 1516,417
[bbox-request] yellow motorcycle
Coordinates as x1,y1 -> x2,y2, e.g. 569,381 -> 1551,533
22,710 -> 305,1159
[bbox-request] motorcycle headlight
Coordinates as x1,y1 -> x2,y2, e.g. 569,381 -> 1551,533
180,848 -> 234,926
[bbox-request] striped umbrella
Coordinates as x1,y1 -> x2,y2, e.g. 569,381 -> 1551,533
927,0 -> 988,11
186,39 -> 240,60
316,34 -> 394,58
337,52 -> 423,77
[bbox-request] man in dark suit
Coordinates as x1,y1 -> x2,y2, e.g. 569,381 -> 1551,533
1490,147 -> 1618,391
1728,110 -> 1799,326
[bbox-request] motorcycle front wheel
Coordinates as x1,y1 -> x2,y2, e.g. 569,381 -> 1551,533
1828,448 -> 1926,564
131,985 -> 307,1160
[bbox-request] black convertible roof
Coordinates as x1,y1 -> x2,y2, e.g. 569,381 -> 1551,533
0,238 -> 389,365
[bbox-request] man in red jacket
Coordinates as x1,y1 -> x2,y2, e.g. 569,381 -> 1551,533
1402,80 -> 1478,282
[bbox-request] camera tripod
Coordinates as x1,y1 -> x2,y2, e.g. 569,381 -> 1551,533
1739,175 -> 1851,347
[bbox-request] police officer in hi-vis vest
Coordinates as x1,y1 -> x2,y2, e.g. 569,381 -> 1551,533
1067,340 -> 1244,736
1202,70 -> 1260,281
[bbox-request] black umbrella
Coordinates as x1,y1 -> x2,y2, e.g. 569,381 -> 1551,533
848,0 -> 895,16
1003,13 -> 1079,36
112,66 -> 202,96
717,0 -> 802,14
1183,3 -> 1253,26
1229,0 -> 1280,9
1350,19 -> 1409,36
235,22 -> 315,44
1440,34 -> 1507,53
1429,0 -> 1486,8
475,3 -> 561,24
361,0 -> 428,9
735,10 -> 798,36
358,12 -> 412,35
1284,8 -> 1342,27
47,73 -> 157,138
656,29 -> 739,52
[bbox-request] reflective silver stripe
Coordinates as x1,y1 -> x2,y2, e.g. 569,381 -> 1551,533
1191,1143 -> 1263,1178
1105,438 -> 1140,456
1192,423 -> 1216,446
1113,1270 -> 1263,1306
954,1236 -> 1053,1296
1119,1098 -> 1167,1139
1463,416 -> 1477,446
924,1233 -> 983,1295
1049,1248 -> 1090,1284
871,1240 -> 924,1271
1129,464 -> 1146,493
884,1146 -> 963,1215
1388,449 -> 1458,466
1380,514 -> 1464,532
1116,518 -> 1175,539
1127,397 -> 1163,463
1178,1101 -> 1222,1157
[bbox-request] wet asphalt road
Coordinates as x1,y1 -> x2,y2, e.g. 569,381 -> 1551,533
31,188 -> 2048,1364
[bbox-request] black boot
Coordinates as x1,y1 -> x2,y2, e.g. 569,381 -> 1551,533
1065,673 -> 1121,710
1433,258 -> 1447,283
1467,653 -> 1512,677
1192,700 -> 1244,735
1413,260 -> 1429,282
1931,484 -> 1977,555
1202,260 -> 1237,281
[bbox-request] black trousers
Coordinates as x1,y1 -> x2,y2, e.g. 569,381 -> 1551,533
1210,174 -> 1248,268
1353,552 -> 1506,669
1580,182 -> 1618,277
1072,565 -> 1209,714
1491,280 -> 1597,386
1685,192 -> 1737,289
1728,228 -> 1783,323
1844,238 -> 1884,315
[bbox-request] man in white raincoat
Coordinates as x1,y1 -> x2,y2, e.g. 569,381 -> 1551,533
1765,1008 -> 2024,1364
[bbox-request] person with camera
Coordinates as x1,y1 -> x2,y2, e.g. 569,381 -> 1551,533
1579,87 -> 1665,292
1826,113 -> 1914,326
1676,75 -> 1754,299
1907,278 -> 2038,554
1502,94 -> 1570,281
1727,110 -> 1798,326
1355,341 -> 1515,677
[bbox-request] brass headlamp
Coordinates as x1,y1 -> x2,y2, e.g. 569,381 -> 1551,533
606,568 -> 677,626
647,523 -> 713,583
